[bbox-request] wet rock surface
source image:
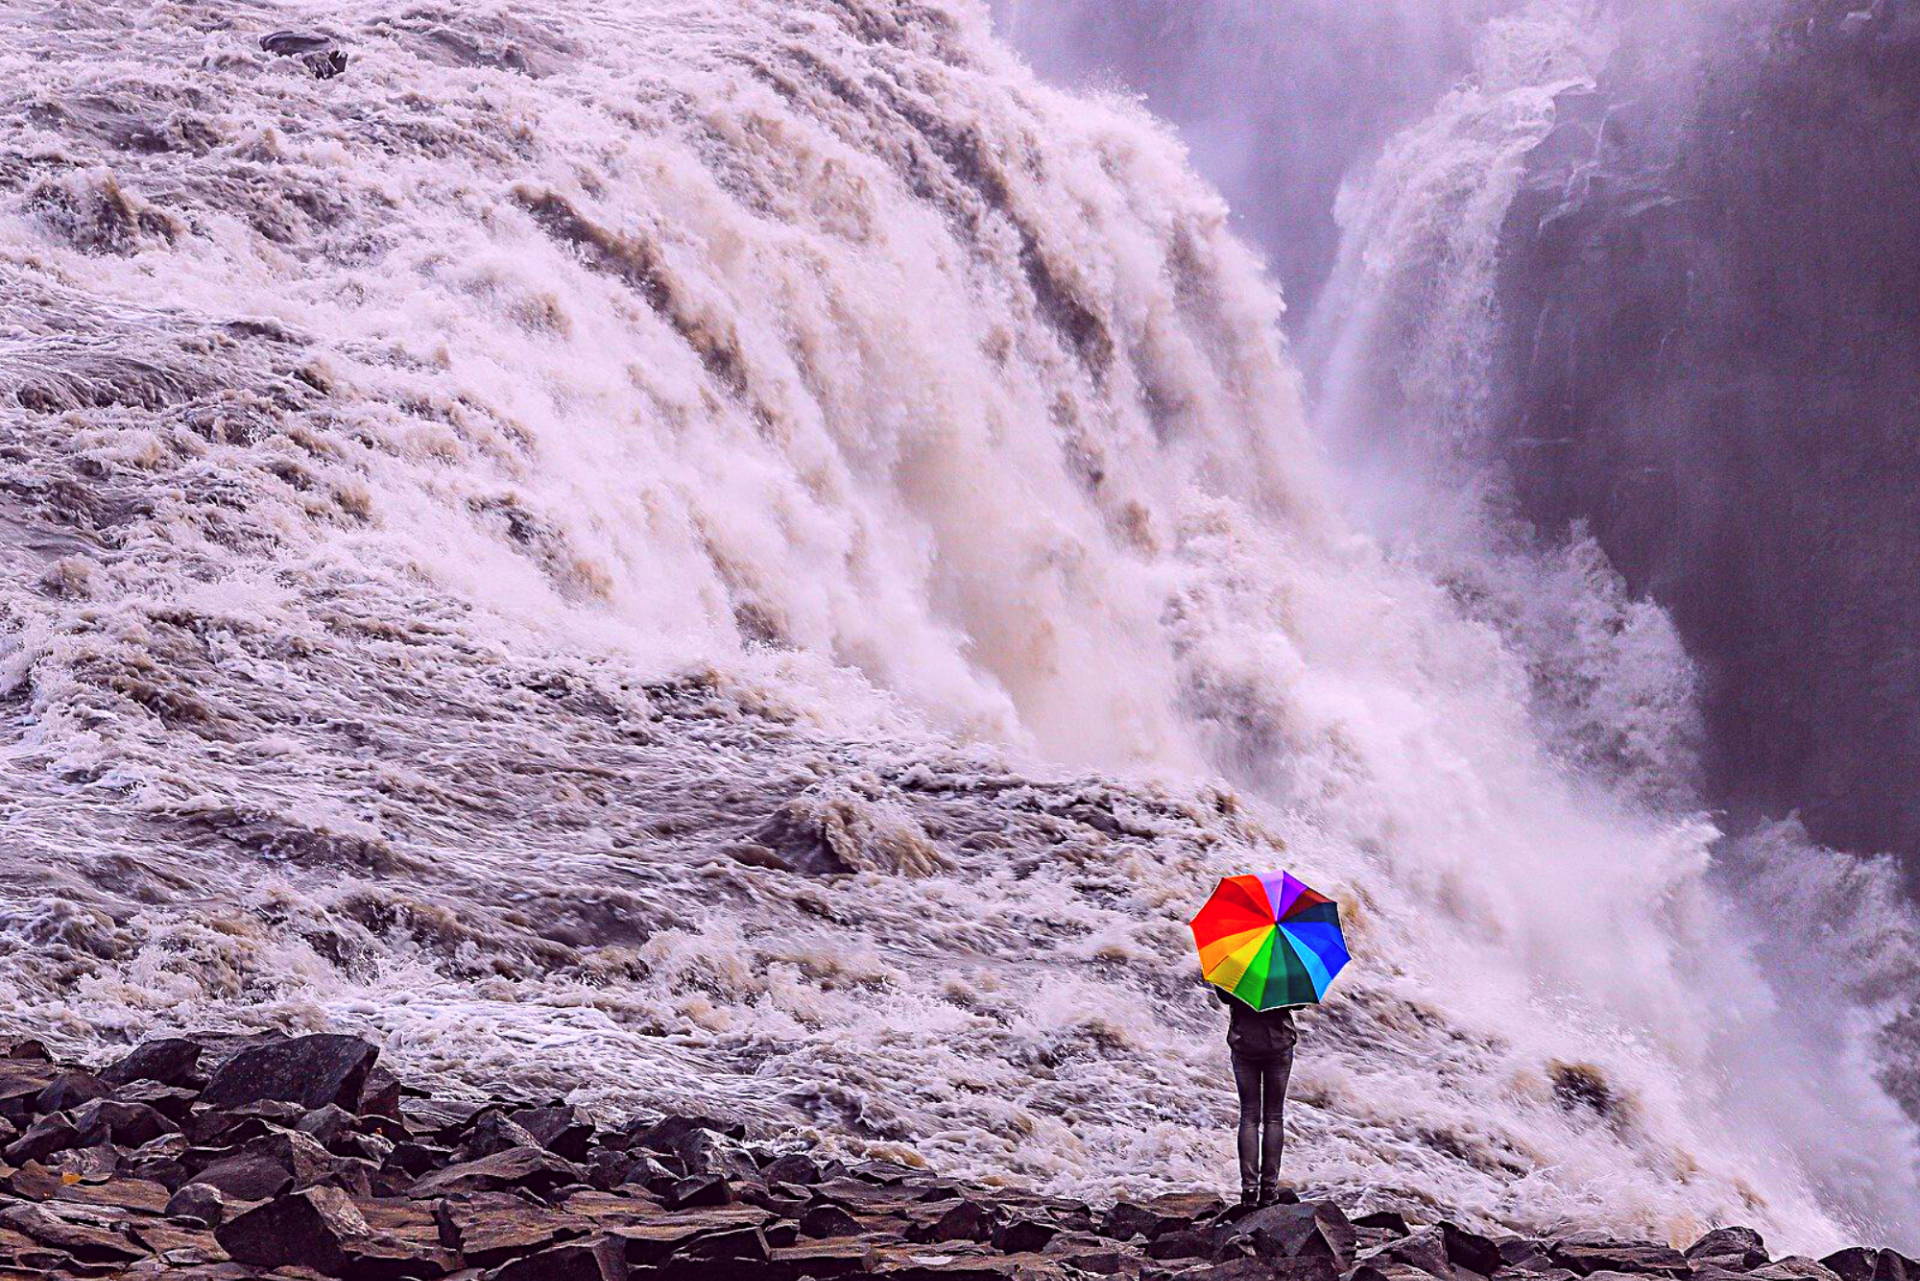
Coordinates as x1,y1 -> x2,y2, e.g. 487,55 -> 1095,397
0,1031 -> 1906,1280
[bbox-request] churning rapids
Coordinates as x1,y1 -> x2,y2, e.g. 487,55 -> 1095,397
2,0 -> 1917,1258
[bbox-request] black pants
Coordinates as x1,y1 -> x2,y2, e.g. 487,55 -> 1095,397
1231,1048 -> 1294,1189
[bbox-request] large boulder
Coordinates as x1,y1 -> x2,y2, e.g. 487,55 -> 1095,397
99,1038 -> 202,1089
407,1144 -> 584,1199
202,1035 -> 379,1112
215,1186 -> 372,1275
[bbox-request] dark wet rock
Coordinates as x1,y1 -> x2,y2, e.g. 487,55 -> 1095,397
69,1097 -> 175,1147
0,1059 -> 59,1125
296,1103 -> 358,1147
1354,1211 -> 1411,1237
1826,1252 -> 1882,1281
216,1184 -> 370,1274
458,1106 -> 542,1160
1144,1224 -> 1223,1261
1751,1258 -> 1846,1281
434,1191 -> 585,1266
675,1127 -> 761,1182
202,1034 -> 379,1113
801,1204 -> 864,1238
110,1078 -> 198,1122
34,1068 -> 111,1114
1102,1199 -> 1194,1241
0,1200 -> 145,1265
260,30 -> 350,79
512,1103 -> 598,1161
910,1199 -> 1002,1245
361,1064 -> 404,1121
491,1235 -> 629,1281
664,1172 -> 735,1209
3,1112 -> 83,1164
189,1151 -> 296,1201
100,1038 -> 203,1089
1362,1225 -> 1465,1278
1228,1202 -> 1357,1269
1552,1241 -> 1693,1278
408,1143 -> 584,1199
627,1113 -> 746,1152
400,1096 -> 490,1140
1500,1238 -> 1558,1272
165,1181 -> 228,1227
1686,1228 -> 1770,1270
767,1152 -> 826,1185
777,1240 -> 880,1276
3,1038 -> 50,1061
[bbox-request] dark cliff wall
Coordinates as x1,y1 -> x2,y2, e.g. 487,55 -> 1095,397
1494,0 -> 1920,862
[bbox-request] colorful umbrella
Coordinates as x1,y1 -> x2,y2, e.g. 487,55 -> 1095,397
1190,872 -> 1350,1010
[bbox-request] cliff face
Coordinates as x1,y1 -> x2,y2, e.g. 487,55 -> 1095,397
1494,0 -> 1920,864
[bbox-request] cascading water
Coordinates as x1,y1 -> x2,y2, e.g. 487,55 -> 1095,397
2,0 -> 1916,1255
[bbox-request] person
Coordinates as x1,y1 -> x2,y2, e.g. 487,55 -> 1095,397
1216,986 -> 1296,1206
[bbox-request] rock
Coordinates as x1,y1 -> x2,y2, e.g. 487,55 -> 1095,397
490,1235 -> 628,1281
1229,1202 -> 1358,1269
1500,1238 -> 1558,1272
189,1100 -> 305,1146
1751,1258 -> 1844,1281
673,1128 -> 762,1182
1879,1252 -> 1920,1281
459,1108 -> 542,1161
360,1065 -> 403,1121
3,1112 -> 82,1165
775,1241 -> 879,1277
166,1182 -> 228,1227
1689,1229 -> 1770,1271
408,1144 -> 585,1200
0,1060 -> 59,1123
3,1038 -> 50,1060
202,1035 -> 379,1113
215,1185 -> 372,1275
1435,1223 -> 1503,1277
1102,1200 -> 1193,1241
34,1069 -> 110,1114
1552,1241 -> 1692,1278
664,1173 -> 735,1209
110,1079 -> 198,1123
0,1201 -> 145,1265
297,1104 -> 358,1147
434,1192 -> 586,1267
766,1153 -> 825,1185
911,1200 -> 1001,1245
1827,1251 -> 1881,1281
189,1152 -> 296,1201
627,1114 -> 745,1152
260,30 -> 349,79
1144,1226 -> 1222,1261
511,1104 -> 598,1162
401,1097 -> 490,1141
1362,1226 -> 1457,1278
68,1098 -> 175,1147
99,1038 -> 203,1089
801,1205 -> 863,1239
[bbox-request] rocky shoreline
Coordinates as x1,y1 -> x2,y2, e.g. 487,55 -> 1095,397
0,1031 -> 1906,1281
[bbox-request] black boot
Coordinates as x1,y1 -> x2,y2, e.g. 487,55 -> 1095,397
1256,1178 -> 1281,1207
1239,1179 -> 1260,1208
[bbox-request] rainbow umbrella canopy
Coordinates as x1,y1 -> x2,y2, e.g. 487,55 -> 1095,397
1191,872 -> 1350,1010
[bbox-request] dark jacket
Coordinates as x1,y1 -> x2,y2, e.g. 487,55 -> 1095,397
1216,987 -> 1298,1059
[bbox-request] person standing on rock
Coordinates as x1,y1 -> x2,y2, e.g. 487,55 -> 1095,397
1217,987 -> 1296,1207
1190,871 -> 1348,1208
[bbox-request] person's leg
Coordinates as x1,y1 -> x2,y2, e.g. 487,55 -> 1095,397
1230,1052 -> 1263,1202
1257,1045 -> 1295,1201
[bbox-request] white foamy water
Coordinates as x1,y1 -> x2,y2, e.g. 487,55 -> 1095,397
0,0 -> 1914,1254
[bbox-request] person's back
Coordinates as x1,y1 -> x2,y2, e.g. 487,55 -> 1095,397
1217,988 -> 1296,1205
